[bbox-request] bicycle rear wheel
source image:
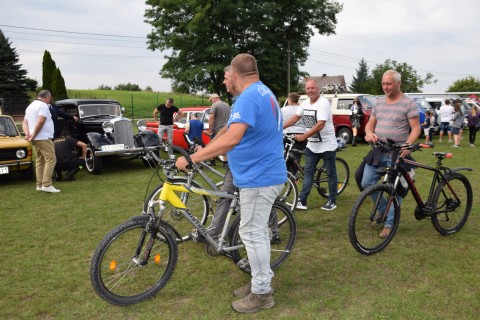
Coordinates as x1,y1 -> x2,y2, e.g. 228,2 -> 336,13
228,202 -> 297,273
315,157 -> 350,198
277,173 -> 298,212
431,172 -> 472,235
348,184 -> 400,255
144,178 -> 210,241
90,217 -> 178,306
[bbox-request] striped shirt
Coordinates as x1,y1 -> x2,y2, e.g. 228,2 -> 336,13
373,94 -> 419,143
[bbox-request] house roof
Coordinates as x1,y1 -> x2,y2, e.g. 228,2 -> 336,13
305,75 -> 347,93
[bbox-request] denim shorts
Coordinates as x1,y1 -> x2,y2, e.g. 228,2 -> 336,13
440,122 -> 451,133
451,127 -> 460,134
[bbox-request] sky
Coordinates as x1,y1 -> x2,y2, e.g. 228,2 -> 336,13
1,0 -> 479,94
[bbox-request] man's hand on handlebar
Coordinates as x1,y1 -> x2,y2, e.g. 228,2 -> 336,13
175,156 -> 189,171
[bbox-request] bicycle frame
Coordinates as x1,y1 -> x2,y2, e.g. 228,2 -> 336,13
157,180 -> 243,254
383,151 -> 468,217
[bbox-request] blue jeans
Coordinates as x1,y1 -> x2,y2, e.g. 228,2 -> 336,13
238,184 -> 283,295
299,148 -> 337,205
361,153 -> 402,228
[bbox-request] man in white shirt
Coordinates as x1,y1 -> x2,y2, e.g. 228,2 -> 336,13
439,99 -> 454,142
22,90 -> 60,193
283,79 -> 338,210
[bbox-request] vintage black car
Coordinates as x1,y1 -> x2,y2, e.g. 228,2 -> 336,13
55,99 -> 160,174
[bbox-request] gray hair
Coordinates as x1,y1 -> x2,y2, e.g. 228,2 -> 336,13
384,70 -> 401,82
38,90 -> 51,99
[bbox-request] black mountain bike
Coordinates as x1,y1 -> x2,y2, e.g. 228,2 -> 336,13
348,139 -> 473,255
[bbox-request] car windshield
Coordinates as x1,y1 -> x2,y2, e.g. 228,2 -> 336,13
413,97 -> 433,111
0,117 -> 20,136
78,104 -> 121,118
357,95 -> 377,110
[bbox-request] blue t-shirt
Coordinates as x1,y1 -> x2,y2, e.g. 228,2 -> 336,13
227,81 -> 287,188
187,119 -> 204,141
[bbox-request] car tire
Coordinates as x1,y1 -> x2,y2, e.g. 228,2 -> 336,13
85,144 -> 102,174
337,127 -> 352,144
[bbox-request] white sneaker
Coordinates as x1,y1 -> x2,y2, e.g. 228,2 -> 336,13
36,186 -> 42,191
470,144 -> 475,147
296,201 -> 307,210
41,186 -> 61,193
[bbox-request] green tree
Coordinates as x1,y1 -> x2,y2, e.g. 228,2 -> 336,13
364,59 -> 437,95
145,0 -> 343,97
115,83 -> 142,91
52,68 -> 68,100
42,50 -> 56,92
447,76 -> 480,92
0,30 -> 30,108
349,58 -> 370,93
25,78 -> 38,92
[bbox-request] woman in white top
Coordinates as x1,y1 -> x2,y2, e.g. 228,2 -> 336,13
282,92 -> 306,177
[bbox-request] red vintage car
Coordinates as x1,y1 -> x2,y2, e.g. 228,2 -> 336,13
143,106 -> 211,149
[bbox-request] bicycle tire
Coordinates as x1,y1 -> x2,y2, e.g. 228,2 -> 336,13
144,178 -> 210,241
277,173 -> 298,212
90,217 -> 178,306
348,184 -> 400,255
228,201 -> 297,273
431,172 -> 472,235
315,157 -> 350,198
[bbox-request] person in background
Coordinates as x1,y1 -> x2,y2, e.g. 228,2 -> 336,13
439,99 -> 454,142
185,112 -> 204,144
153,98 -> 183,155
22,90 -> 60,193
450,100 -> 464,148
176,53 -> 286,313
422,110 -> 435,145
361,70 -> 420,239
206,93 -> 230,166
53,129 -> 87,181
350,99 -> 362,146
282,92 -> 306,178
465,104 -> 480,147
49,96 -> 78,139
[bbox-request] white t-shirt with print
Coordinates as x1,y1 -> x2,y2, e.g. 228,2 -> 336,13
296,96 -> 337,153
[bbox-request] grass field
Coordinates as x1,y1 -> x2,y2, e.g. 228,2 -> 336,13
0,139 -> 479,319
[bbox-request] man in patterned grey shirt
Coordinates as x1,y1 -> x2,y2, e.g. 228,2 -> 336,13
361,69 -> 421,239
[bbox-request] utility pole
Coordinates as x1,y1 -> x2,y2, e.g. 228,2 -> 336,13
287,40 -> 291,96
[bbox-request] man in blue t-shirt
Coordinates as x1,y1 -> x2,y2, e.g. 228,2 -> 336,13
176,53 -> 286,313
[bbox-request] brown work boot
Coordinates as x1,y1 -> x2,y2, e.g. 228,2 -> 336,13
379,226 -> 392,239
231,292 -> 275,313
233,283 -> 275,298
233,283 -> 251,298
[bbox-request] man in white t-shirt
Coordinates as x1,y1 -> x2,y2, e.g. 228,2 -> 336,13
439,99 -> 454,142
283,78 -> 338,210
22,90 -> 60,193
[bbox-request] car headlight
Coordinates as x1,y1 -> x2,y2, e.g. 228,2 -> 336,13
16,149 -> 26,159
137,119 -> 147,131
102,121 -> 114,133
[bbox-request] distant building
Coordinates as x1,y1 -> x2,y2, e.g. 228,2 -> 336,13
305,74 -> 347,93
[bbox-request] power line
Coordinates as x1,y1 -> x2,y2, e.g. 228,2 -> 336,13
0,24 -> 145,39
5,30 -> 146,43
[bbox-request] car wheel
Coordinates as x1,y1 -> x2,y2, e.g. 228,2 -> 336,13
85,145 -> 102,174
337,128 -> 352,144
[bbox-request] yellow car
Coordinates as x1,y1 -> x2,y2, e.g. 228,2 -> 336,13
0,115 -> 33,180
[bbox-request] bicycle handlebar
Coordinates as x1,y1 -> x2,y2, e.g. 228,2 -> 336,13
370,138 -> 430,153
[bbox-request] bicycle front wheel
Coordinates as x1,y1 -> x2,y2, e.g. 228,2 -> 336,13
90,217 -> 178,306
144,178 -> 210,241
431,172 -> 472,235
315,157 -> 350,198
228,202 -> 297,273
348,184 -> 400,255
277,173 -> 298,212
